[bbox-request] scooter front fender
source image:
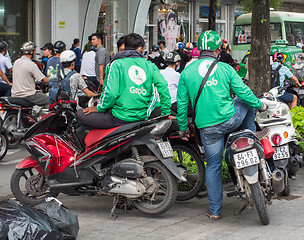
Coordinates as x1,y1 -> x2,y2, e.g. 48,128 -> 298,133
146,140 -> 186,182
16,156 -> 43,175
241,164 -> 258,184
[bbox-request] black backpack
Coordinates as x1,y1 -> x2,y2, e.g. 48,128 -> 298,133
270,65 -> 282,88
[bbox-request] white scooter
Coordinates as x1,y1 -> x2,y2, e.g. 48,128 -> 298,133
256,82 -> 302,196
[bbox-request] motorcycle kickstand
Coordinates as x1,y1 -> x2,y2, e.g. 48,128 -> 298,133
234,201 -> 248,215
110,195 -> 120,219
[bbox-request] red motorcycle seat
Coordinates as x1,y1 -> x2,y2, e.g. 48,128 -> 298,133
84,127 -> 120,147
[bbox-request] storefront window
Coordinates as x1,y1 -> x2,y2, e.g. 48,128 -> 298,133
0,0 -> 29,61
147,1 -> 189,52
97,0 -> 128,56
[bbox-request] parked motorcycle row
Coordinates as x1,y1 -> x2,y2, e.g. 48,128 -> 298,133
0,64 -> 301,224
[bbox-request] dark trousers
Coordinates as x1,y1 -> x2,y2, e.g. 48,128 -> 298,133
76,109 -> 129,129
0,82 -> 11,97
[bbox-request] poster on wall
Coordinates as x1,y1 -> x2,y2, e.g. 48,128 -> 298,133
159,11 -> 180,51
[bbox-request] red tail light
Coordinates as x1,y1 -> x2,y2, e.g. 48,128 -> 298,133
231,137 -> 254,151
272,134 -> 282,146
0,103 -> 2,110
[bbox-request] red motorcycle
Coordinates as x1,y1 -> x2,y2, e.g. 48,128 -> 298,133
10,90 -> 185,216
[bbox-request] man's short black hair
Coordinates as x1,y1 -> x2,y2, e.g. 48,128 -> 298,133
158,40 -> 166,46
117,35 -> 126,49
124,33 -> 145,50
92,32 -> 103,43
62,61 -> 73,68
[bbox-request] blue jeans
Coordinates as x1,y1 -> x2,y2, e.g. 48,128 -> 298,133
199,98 -> 256,216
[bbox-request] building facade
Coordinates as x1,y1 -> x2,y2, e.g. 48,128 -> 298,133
0,0 -> 303,62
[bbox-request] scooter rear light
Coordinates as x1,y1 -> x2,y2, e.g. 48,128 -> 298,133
0,103 -> 2,110
272,134 -> 282,146
231,137 -> 254,152
283,132 -> 288,138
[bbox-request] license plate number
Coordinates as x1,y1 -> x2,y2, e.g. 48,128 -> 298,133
273,144 -> 290,160
233,149 -> 259,169
158,141 -> 175,158
298,89 -> 304,95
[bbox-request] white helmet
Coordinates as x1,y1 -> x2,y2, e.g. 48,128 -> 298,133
60,50 -> 76,63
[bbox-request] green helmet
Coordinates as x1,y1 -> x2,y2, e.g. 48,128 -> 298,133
198,30 -> 222,51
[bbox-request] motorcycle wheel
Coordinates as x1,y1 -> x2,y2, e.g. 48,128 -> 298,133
172,144 -> 205,201
0,133 -> 8,161
10,167 -> 58,206
249,182 -> 269,225
3,113 -> 22,149
281,178 -> 290,196
132,161 -> 177,215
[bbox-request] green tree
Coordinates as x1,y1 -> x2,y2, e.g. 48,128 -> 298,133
239,0 -> 284,12
248,0 -> 271,95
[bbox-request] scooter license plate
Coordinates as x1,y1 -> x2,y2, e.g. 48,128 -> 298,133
233,149 -> 259,169
273,144 -> 290,160
157,141 -> 175,158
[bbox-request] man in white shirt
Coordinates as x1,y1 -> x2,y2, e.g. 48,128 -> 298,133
0,41 -> 13,96
160,51 -> 181,113
80,46 -> 98,91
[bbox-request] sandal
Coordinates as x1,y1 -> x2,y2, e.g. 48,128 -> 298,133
205,210 -> 221,220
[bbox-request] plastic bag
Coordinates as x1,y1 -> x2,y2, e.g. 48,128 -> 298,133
0,199 -> 62,240
0,218 -> 8,240
35,198 -> 79,240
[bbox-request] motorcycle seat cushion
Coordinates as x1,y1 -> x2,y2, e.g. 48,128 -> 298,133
4,97 -> 34,107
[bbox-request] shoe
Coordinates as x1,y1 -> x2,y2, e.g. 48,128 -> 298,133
205,210 -> 221,220
256,128 -> 270,140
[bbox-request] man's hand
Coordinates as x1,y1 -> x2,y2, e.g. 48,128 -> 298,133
83,106 -> 98,115
178,128 -> 190,140
296,82 -> 302,88
259,102 -> 268,112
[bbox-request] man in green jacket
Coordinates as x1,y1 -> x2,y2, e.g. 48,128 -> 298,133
176,30 -> 267,220
76,33 -> 171,128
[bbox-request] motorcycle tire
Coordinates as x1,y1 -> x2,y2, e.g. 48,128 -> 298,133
10,167 -> 59,206
249,182 -> 269,225
132,161 -> 177,215
3,113 -> 23,149
172,144 -> 205,201
281,178 -> 290,196
0,133 -> 8,161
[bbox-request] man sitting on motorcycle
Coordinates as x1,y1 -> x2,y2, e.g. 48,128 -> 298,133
176,30 -> 267,220
11,42 -> 49,108
76,33 -> 171,129
272,52 -> 301,110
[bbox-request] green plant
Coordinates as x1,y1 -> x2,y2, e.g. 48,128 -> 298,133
291,106 -> 304,151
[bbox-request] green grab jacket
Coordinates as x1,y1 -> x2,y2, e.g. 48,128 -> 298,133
176,57 -> 262,131
97,57 -> 171,122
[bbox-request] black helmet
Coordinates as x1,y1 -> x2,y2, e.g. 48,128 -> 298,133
20,41 -> 36,55
151,44 -> 160,52
0,41 -> 8,52
54,41 -> 66,53
165,51 -> 181,63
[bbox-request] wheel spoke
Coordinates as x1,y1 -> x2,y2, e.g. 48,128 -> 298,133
28,169 -> 34,176
22,173 -> 28,180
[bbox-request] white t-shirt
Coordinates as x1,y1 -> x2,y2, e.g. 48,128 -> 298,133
160,67 -> 180,104
0,53 -> 13,84
80,51 -> 96,77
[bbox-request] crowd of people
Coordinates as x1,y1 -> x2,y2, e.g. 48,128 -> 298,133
0,29 -> 302,220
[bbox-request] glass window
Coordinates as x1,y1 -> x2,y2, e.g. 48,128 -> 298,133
233,23 -> 282,45
284,21 -> 304,46
0,0 -> 29,61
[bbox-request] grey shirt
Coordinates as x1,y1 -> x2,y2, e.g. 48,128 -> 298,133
95,46 -> 110,81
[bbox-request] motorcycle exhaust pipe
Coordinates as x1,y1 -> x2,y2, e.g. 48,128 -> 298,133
288,156 -> 300,176
271,169 -> 285,194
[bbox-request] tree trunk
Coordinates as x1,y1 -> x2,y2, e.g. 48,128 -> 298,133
208,0 -> 216,30
248,0 -> 271,95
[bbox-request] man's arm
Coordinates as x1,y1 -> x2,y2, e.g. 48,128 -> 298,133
99,64 -> 104,86
290,75 -> 301,88
42,77 -> 49,84
176,72 -> 190,131
0,69 -> 11,86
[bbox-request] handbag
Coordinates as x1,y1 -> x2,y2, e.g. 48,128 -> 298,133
190,59 -> 219,146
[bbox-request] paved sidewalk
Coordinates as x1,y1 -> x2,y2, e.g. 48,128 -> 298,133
60,168 -> 304,240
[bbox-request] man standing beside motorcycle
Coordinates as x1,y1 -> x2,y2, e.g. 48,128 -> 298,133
176,30 -> 267,220
76,33 -> 171,129
11,42 -> 49,108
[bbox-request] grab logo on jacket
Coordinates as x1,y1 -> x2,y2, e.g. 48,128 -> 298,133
198,60 -> 218,86
128,65 -> 147,95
